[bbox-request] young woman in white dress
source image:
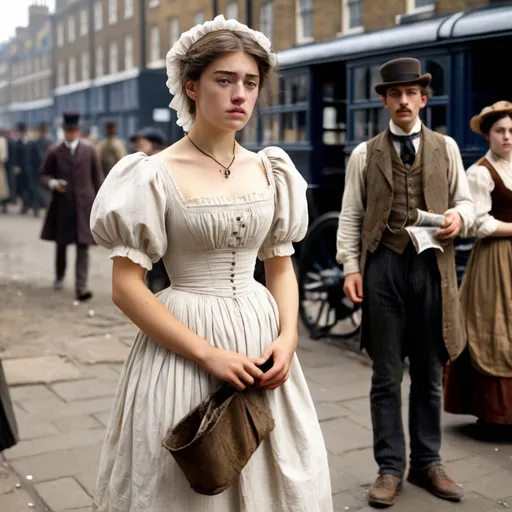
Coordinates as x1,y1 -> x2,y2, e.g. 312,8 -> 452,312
90,16 -> 333,511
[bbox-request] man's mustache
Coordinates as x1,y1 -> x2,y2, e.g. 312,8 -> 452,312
396,108 -> 412,113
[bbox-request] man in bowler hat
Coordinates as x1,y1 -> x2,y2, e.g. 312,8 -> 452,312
337,58 -> 475,507
40,112 -> 104,301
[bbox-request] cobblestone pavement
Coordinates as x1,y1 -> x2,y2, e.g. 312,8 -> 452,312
0,211 -> 511,512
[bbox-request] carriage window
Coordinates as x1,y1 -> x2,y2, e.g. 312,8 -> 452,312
425,105 -> 447,135
283,111 -> 307,142
354,67 -> 369,101
284,74 -> 308,104
262,114 -> 280,143
354,108 -> 388,141
425,59 -> 445,97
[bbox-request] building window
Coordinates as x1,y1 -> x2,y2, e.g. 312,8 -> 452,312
296,0 -> 313,42
96,46 -> 104,77
194,11 -> 205,25
82,52 -> 90,81
57,22 -> 64,47
124,0 -> 133,19
149,0 -> 159,7
124,35 -> 134,69
80,9 -> 88,36
109,41 -> 118,74
169,17 -> 180,47
58,60 -> 65,86
150,26 -> 160,63
68,57 -> 76,83
68,16 -> 76,42
109,0 -> 117,25
95,1 -> 103,31
407,0 -> 434,12
343,0 -> 363,33
226,2 -> 238,19
260,2 -> 273,40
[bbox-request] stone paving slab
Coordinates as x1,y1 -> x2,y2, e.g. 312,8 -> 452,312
34,478 -> 91,511
8,445 -> 102,485
50,379 -> 118,402
65,337 -> 130,364
3,356 -> 82,386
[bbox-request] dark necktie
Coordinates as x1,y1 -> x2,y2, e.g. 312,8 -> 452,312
391,132 -> 421,166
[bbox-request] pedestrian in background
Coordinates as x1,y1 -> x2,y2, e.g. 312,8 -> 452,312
96,121 -> 127,176
337,57 -> 475,507
39,111 -> 104,301
0,129 -> 9,210
443,101 -> 512,428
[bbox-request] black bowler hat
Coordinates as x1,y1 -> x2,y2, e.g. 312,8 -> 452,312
16,122 -> 27,132
62,111 -> 80,129
374,58 -> 431,96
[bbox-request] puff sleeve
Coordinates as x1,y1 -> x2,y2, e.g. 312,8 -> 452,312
90,153 -> 169,271
258,147 -> 309,261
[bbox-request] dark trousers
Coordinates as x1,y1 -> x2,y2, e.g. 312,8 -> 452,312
56,243 -> 89,295
362,243 -> 448,477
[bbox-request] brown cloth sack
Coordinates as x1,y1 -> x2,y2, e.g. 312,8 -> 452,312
162,382 -> 275,495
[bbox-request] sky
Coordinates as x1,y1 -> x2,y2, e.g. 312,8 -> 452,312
0,0 -> 55,44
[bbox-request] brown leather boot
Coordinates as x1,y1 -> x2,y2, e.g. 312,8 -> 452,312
407,465 -> 464,501
368,474 -> 403,507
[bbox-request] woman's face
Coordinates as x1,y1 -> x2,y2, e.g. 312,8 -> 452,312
186,51 -> 260,133
488,116 -> 512,159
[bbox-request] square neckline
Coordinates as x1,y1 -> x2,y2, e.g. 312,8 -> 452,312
149,150 -> 275,208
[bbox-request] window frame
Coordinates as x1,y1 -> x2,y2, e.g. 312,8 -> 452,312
260,2 -> 273,40
109,0 -> 118,25
406,0 -> 435,15
94,1 -> 104,32
296,0 -> 314,44
341,0 -> 363,35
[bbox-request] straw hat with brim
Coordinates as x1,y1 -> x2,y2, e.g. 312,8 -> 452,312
470,101 -> 512,135
374,57 -> 432,96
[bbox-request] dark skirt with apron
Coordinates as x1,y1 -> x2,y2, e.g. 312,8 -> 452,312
0,360 -> 18,452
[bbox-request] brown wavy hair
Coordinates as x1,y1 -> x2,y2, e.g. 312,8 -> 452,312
179,30 -> 276,117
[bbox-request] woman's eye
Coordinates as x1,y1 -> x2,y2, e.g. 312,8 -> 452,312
217,78 -> 230,84
246,82 -> 257,88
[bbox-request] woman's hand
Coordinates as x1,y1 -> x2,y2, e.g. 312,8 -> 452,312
200,346 -> 264,391
256,332 -> 298,390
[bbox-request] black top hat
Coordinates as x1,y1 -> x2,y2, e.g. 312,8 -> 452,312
16,122 -> 27,132
374,58 -> 431,96
63,111 -> 80,129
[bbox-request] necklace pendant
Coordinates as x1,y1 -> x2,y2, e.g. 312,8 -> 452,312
221,168 -> 231,179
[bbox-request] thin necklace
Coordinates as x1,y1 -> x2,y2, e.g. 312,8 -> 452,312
187,135 -> 236,179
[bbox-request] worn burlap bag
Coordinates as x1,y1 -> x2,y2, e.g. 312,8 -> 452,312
162,382 -> 275,495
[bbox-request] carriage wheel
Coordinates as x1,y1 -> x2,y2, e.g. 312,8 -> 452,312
298,212 -> 362,340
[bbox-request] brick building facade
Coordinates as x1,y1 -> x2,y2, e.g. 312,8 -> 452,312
0,0 -> 500,132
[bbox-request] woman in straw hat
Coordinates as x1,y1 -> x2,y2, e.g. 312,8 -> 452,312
90,15 -> 332,511
443,101 -> 512,427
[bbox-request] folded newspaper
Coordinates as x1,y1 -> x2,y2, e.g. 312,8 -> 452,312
405,209 -> 446,254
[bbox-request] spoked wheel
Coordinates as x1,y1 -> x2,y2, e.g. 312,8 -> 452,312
298,212 -> 362,340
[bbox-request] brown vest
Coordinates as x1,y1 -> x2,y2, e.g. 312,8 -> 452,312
380,136 -> 427,254
359,126 -> 466,361
477,157 -> 512,222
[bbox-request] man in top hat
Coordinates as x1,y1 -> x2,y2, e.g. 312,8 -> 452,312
39,111 -> 104,301
337,58 -> 475,507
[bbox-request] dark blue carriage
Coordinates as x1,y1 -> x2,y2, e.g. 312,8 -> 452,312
244,3 -> 512,340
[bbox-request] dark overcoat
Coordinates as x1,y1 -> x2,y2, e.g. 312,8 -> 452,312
40,141 -> 104,245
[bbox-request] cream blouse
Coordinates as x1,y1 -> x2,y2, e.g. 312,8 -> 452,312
466,149 -> 512,238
